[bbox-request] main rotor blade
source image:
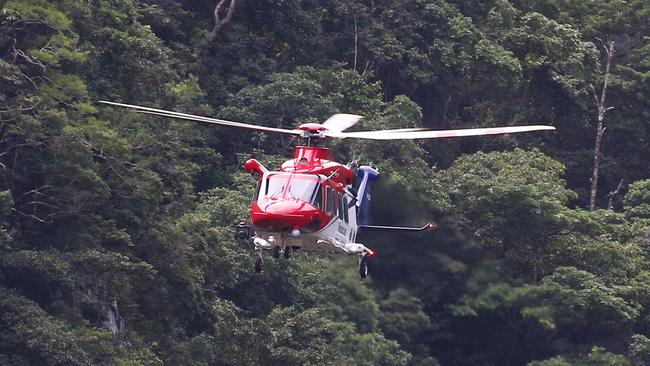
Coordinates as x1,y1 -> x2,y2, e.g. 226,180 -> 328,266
325,125 -> 556,140
353,127 -> 428,134
322,113 -> 363,132
98,101 -> 304,136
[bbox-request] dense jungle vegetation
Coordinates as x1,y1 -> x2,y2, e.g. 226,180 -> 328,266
1,0 -> 650,365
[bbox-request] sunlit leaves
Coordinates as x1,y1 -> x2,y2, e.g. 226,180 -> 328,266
442,149 -> 572,276
625,179 -> 650,220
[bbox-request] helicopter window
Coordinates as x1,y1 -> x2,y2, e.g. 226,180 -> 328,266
253,177 -> 262,203
261,173 -> 321,203
312,184 -> 323,209
336,192 -> 343,219
326,187 -> 336,216
264,174 -> 290,199
286,176 -> 320,202
342,196 -> 349,223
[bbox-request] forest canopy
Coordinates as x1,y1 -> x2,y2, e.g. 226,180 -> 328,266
1,0 -> 649,365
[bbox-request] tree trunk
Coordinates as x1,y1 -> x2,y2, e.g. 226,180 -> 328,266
589,41 -> 615,211
104,298 -> 123,335
104,297 -> 131,347
589,120 -> 605,211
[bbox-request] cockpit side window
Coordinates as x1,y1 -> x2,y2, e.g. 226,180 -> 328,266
253,177 -> 262,203
311,184 -> 323,209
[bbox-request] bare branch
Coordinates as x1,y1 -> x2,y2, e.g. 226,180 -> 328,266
589,83 -> 599,105
0,100 -> 41,114
12,207 -> 46,223
12,18 -> 61,32
80,137 -> 130,183
11,39 -> 48,70
212,0 -> 237,41
0,141 -> 48,158
21,201 -> 60,210
353,16 -> 358,72
361,60 -> 373,76
607,178 -> 625,210
598,41 -> 615,116
15,185 -> 51,200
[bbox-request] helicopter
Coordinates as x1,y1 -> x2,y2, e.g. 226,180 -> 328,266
99,100 -> 555,278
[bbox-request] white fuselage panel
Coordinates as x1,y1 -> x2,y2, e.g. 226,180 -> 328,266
253,198 -> 365,254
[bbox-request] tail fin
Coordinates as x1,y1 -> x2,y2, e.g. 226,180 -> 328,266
356,166 -> 380,225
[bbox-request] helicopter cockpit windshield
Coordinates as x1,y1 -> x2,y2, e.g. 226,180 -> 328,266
258,173 -> 322,206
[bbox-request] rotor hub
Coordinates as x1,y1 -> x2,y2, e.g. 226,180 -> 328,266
296,123 -> 329,140
297,123 -> 327,132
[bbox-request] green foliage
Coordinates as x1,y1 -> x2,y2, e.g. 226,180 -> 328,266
629,334 -> 650,365
379,288 -> 435,362
442,148 -> 573,278
625,180 -> 650,220
0,0 -> 649,365
529,346 -> 630,366
0,287 -> 93,365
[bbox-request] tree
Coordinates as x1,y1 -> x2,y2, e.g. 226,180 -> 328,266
589,41 -> 616,211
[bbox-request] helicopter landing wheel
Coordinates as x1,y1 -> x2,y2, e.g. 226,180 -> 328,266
273,246 -> 280,258
358,255 -> 369,279
283,246 -> 291,259
254,253 -> 263,273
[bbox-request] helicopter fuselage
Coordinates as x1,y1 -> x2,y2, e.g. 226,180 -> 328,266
244,146 -> 372,258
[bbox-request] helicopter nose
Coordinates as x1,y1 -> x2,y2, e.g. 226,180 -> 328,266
251,199 -> 321,231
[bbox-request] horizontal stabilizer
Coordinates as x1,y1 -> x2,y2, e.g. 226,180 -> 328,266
358,222 -> 437,232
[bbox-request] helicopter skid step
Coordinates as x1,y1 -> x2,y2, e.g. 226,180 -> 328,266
252,234 -> 370,256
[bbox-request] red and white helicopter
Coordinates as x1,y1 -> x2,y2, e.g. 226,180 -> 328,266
100,101 -> 555,278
